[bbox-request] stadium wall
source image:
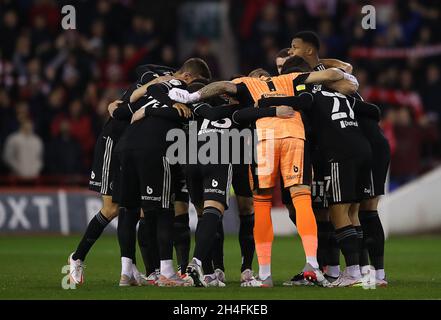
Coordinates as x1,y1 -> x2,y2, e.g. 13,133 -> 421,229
378,166 -> 441,235
1,167 -> 440,235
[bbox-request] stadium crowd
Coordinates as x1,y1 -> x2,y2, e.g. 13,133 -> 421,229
0,0 -> 440,190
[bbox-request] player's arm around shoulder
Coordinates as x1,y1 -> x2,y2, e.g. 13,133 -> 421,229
304,68 -> 344,83
319,58 -> 353,74
305,68 -> 359,95
169,81 -> 238,104
130,74 -> 174,103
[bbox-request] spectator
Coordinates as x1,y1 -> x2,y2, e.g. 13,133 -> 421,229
422,64 -> 441,124
3,120 -> 44,178
46,120 -> 83,174
390,107 -> 438,189
190,39 -> 220,79
51,99 -> 95,168
0,0 -> 439,188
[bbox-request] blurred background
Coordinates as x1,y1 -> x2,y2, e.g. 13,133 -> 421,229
0,0 -> 440,235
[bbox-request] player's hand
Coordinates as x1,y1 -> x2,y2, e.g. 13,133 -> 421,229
343,72 -> 359,87
275,106 -> 295,118
108,100 -> 123,117
172,103 -> 192,118
169,88 -> 200,103
131,108 -> 145,124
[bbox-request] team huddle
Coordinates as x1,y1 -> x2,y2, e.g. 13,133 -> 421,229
68,31 -> 389,288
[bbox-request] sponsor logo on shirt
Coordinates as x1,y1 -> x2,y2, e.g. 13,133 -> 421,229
204,188 -> 225,196
141,195 -> 161,201
340,120 -> 359,128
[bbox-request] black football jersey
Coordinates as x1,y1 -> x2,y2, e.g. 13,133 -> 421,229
102,69 -> 171,141
310,87 -> 371,160
117,78 -> 188,152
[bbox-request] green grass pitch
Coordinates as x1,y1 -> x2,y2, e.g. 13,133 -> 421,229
0,235 -> 440,300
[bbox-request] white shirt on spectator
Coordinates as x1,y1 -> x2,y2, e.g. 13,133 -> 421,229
3,128 -> 44,178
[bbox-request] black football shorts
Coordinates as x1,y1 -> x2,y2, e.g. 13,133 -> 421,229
119,149 -> 175,209
366,134 -> 390,198
232,163 -> 253,198
173,164 -> 189,203
89,135 -> 116,196
186,163 -> 233,209
325,156 -> 372,205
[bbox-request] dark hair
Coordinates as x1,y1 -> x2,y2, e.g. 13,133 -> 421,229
187,82 -> 206,93
293,31 -> 320,51
179,58 -> 212,81
192,77 -> 210,85
248,68 -> 270,78
276,48 -> 290,59
281,56 -> 311,74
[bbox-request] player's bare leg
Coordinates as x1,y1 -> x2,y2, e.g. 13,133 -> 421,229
360,197 -> 387,286
69,195 -> 118,285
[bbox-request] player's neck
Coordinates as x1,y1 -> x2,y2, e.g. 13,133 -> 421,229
306,56 -> 320,70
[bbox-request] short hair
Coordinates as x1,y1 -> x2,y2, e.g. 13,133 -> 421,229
281,56 -> 311,74
179,58 -> 212,81
293,31 -> 320,51
276,48 -> 290,59
248,68 -> 271,78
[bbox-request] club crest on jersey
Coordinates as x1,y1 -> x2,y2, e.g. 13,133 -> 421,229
312,84 -> 322,93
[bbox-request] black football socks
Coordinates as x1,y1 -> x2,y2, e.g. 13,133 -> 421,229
355,225 -> 370,267
138,212 -> 159,274
359,210 -> 385,271
117,207 -> 139,263
193,207 -> 222,265
316,221 -> 334,269
334,225 -> 359,268
173,213 -> 191,273
239,213 -> 255,272
212,218 -> 225,271
72,211 -> 110,261
156,209 -> 175,262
